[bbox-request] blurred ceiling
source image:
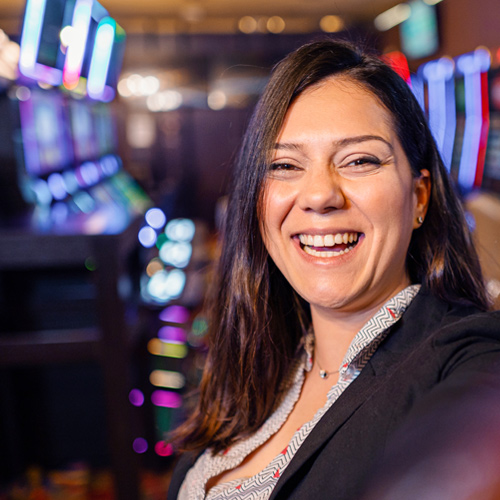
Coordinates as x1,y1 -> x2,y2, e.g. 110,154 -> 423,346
0,0 -> 402,35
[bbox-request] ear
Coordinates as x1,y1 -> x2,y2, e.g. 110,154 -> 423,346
413,169 -> 431,229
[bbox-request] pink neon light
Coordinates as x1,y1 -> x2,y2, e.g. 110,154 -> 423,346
151,390 -> 182,408
474,72 -> 490,188
63,0 -> 92,89
155,441 -> 173,457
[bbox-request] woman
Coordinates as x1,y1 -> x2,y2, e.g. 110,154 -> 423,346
168,39 -> 500,499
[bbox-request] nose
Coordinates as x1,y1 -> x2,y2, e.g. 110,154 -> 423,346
298,165 -> 346,213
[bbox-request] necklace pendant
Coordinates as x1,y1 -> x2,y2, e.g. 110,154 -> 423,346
319,369 -> 328,379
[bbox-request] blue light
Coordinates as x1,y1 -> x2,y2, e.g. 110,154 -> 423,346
422,57 -> 456,171
87,17 -> 116,100
138,226 -> 157,248
32,179 -> 52,205
63,170 -> 79,194
456,49 -> 491,191
145,208 -> 167,229
47,172 -> 67,200
19,0 -> 62,85
165,219 -> 196,242
159,241 -> 192,268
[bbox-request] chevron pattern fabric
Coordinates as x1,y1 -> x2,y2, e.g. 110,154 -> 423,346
178,285 -> 421,500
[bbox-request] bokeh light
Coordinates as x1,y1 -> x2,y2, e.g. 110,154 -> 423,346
158,325 -> 187,343
151,390 -> 182,408
145,207 -> 166,229
150,369 -> 186,389
159,305 -> 191,324
158,241 -> 192,268
155,441 -> 174,457
129,388 -> 145,407
138,226 -> 157,248
147,338 -> 188,358
165,218 -> 195,242
133,437 -> 148,454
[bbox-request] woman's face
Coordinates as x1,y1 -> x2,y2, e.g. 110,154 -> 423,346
261,77 -> 430,316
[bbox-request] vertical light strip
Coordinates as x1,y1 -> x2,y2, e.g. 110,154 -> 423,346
422,58 -> 456,171
87,17 -> 115,100
19,0 -> 62,85
63,0 -> 92,90
456,49 -> 490,191
474,71 -> 490,188
19,0 -> 46,72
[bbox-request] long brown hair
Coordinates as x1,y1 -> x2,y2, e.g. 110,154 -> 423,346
172,38 -> 490,454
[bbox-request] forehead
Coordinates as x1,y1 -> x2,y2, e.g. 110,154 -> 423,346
278,76 -> 395,140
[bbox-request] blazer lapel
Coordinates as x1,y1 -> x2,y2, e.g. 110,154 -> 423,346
270,289 -> 450,499
270,362 -> 382,499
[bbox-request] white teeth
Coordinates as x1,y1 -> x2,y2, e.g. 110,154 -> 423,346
313,235 -> 323,247
303,244 -> 356,258
297,232 -> 359,257
324,234 -> 334,246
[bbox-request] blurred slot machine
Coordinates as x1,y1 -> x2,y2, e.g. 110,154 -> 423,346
410,48 -> 500,306
0,0 -> 150,234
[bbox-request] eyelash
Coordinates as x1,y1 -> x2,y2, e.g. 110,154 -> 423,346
344,156 -> 381,168
269,162 -> 298,171
269,156 -> 381,171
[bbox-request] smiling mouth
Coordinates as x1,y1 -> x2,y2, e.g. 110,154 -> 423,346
298,232 -> 360,258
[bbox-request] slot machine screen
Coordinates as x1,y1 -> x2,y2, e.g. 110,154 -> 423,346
19,89 -> 74,176
68,99 -> 99,163
92,102 -> 118,157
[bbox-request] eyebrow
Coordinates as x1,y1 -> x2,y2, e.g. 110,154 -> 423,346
274,135 -> 394,152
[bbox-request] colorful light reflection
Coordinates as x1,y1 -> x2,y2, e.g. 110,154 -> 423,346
19,0 -> 63,85
155,441 -> 174,457
133,437 -> 148,454
147,338 -> 188,359
158,325 -> 187,343
150,369 -> 186,389
129,388 -> 145,407
63,0 -> 93,90
151,390 -> 182,408
159,305 -> 191,324
422,57 -> 456,171
456,49 -> 490,191
87,17 -> 116,100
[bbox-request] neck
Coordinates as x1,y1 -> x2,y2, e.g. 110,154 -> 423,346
309,285 -> 409,372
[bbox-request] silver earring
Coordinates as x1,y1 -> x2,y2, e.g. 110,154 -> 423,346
417,216 -> 424,224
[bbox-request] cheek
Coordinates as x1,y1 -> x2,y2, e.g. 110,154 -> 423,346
354,179 -> 416,231
262,182 -> 295,233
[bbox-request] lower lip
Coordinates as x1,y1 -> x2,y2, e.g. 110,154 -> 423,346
293,235 -> 363,264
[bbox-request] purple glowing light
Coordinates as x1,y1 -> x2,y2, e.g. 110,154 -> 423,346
158,305 -> 190,324
129,388 -> 145,407
151,390 -> 182,408
133,437 -> 148,454
157,326 -> 187,344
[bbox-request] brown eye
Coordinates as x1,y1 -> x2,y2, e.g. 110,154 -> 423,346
269,163 -> 298,171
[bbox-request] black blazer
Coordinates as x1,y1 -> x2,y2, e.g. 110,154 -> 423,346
167,289 -> 500,499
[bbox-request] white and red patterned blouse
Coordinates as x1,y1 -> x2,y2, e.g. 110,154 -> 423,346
178,285 -> 421,500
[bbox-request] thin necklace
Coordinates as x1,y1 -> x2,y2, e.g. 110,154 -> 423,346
316,358 -> 339,379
